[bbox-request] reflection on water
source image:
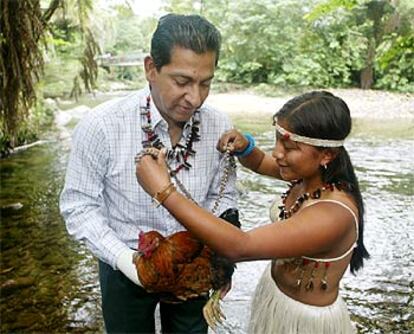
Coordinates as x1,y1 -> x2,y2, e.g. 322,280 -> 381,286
1,120 -> 413,333
0,143 -> 102,332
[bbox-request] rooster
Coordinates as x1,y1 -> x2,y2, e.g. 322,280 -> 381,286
133,209 -> 240,328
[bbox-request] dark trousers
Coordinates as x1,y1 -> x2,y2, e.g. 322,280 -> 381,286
99,260 -> 208,334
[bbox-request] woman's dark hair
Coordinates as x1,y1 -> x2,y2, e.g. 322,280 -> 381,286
274,91 -> 369,274
150,13 -> 221,70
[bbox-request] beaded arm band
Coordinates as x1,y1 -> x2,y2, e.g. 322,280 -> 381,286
274,121 -> 345,148
234,133 -> 256,157
152,183 -> 176,208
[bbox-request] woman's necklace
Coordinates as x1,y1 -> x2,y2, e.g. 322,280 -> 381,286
277,180 -> 351,291
278,180 -> 349,219
140,95 -> 200,176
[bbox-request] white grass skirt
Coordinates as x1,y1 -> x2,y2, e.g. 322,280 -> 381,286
248,263 -> 355,334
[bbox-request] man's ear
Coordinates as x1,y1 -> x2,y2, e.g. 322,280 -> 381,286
144,56 -> 157,82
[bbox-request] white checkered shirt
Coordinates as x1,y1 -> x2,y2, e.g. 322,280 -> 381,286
59,87 -> 238,268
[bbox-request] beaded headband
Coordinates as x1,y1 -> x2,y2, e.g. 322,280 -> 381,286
274,120 -> 345,148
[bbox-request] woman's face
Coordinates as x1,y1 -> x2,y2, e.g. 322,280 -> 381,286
272,121 -> 326,182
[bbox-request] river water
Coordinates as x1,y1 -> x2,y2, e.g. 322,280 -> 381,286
0,103 -> 413,333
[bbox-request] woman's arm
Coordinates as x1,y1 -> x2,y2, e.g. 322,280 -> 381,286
217,130 -> 281,178
240,148 -> 281,178
135,151 -> 355,262
161,192 -> 354,261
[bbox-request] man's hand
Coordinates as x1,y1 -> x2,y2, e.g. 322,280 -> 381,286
116,248 -> 142,286
135,148 -> 171,197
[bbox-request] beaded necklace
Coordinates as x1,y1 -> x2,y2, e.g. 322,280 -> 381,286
138,95 -> 236,215
140,95 -> 200,176
279,180 -> 349,220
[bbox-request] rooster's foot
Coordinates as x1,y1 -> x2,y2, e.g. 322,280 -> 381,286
202,290 -> 225,330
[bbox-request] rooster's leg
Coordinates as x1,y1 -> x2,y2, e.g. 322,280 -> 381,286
202,290 -> 225,329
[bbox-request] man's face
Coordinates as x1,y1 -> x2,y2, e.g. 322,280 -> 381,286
145,46 -> 216,126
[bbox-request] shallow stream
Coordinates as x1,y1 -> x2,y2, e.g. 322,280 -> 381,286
1,100 -> 413,333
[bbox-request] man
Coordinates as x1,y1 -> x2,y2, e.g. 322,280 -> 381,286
60,14 -> 238,333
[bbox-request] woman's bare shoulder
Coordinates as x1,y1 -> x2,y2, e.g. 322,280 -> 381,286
322,190 -> 358,216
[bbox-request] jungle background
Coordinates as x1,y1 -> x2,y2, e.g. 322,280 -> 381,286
1,1 -> 414,333
1,0 -> 413,154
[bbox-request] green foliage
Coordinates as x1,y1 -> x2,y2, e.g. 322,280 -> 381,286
189,0 -> 414,92
206,0 -> 368,88
304,0 -> 358,21
42,0 -> 413,94
163,0 -> 201,13
42,55 -> 81,98
213,0 -> 307,84
26,0 -> 414,133
376,34 -> 414,92
42,18 -> 86,97
99,6 -> 156,84
41,2 -> 156,98
0,99 -> 55,157
107,15 -> 155,54
298,0 -> 414,91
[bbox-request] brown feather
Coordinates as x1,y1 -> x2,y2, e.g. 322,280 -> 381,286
133,209 -> 240,301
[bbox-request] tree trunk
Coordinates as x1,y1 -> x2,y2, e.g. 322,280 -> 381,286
360,0 -> 390,90
360,65 -> 374,90
360,38 -> 376,90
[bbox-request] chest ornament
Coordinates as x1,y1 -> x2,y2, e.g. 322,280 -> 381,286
278,180 -> 350,220
140,95 -> 200,176
277,180 -> 351,291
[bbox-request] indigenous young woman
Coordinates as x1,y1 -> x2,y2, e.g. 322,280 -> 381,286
135,91 -> 370,334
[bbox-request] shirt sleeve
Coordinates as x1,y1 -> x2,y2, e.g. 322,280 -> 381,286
204,115 -> 238,216
59,114 -> 129,268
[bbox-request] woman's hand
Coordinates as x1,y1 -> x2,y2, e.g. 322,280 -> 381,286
135,148 -> 171,196
217,129 -> 249,154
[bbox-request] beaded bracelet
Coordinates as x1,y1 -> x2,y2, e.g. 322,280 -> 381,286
152,182 -> 176,208
234,133 -> 256,158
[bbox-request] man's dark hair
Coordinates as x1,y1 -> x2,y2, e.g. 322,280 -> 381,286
150,13 -> 221,70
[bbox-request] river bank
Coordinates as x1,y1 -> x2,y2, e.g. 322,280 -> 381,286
55,88 -> 414,141
6,87 -> 413,156
57,87 -> 414,118
207,88 -> 414,119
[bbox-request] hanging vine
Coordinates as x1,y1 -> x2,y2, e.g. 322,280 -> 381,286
0,0 -> 62,147
71,28 -> 101,100
0,0 -> 100,150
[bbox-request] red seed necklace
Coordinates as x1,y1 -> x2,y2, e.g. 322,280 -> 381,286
140,95 -> 200,176
279,180 -> 350,220
278,179 -> 351,291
